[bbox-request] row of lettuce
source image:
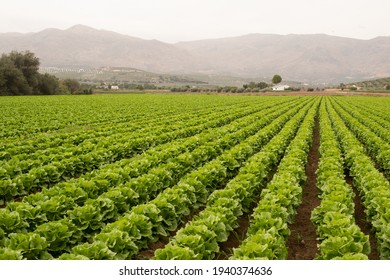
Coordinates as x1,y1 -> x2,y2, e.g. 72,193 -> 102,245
311,101 -> 370,259
327,98 -> 390,259
1,94 -> 257,139
1,98 -> 298,202
0,96 -> 308,259
156,97 -> 319,260
1,95 -> 390,259
154,96 -> 390,260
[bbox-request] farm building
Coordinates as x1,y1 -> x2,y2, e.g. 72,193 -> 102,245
272,85 -> 290,91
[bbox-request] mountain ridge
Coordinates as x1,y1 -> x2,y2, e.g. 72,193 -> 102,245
1,25 -> 390,83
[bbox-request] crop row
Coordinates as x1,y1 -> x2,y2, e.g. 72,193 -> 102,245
155,98 -> 318,259
0,98 -> 313,259
334,98 -> 390,140
340,97 -> 390,124
0,101 -> 264,180
0,100 -> 263,160
330,99 -> 390,179
1,100 -> 287,202
327,98 -> 390,259
54,98 -> 316,260
0,97 -> 302,236
310,100 -> 370,260
231,98 -> 319,259
0,95 -> 263,139
2,95 -> 389,260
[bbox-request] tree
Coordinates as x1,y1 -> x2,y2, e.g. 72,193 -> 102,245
243,81 -> 269,90
0,53 -> 33,95
272,74 -> 282,84
136,84 -> 144,91
247,82 -> 257,89
0,50 -> 60,95
257,82 -> 269,89
63,79 -> 81,94
38,73 -> 60,95
8,51 -> 40,92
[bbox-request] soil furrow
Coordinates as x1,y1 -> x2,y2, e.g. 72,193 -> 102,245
345,175 -> 380,260
286,116 -> 320,260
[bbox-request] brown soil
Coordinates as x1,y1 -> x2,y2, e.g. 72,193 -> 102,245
216,165 -> 279,259
217,213 -> 251,260
345,175 -> 380,260
135,236 -> 171,260
222,91 -> 390,97
155,90 -> 390,97
286,116 -> 321,260
134,207 -> 204,260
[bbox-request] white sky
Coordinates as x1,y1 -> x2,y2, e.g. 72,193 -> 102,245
1,0 -> 389,42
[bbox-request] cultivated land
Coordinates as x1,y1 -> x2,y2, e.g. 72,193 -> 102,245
0,93 -> 389,260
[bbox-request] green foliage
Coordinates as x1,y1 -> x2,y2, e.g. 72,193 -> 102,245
94,229 -> 138,259
5,232 -> 52,260
0,51 -> 60,95
272,74 -> 282,84
2,95 -> 390,260
35,219 -> 80,252
63,79 -> 81,94
310,101 -> 371,259
155,245 -> 199,260
231,99 -> 319,260
349,77 -> 390,90
0,55 -> 31,95
243,81 -> 269,90
0,248 -> 24,260
157,98 -> 318,260
70,241 -> 116,260
38,73 -> 60,95
326,97 -> 390,259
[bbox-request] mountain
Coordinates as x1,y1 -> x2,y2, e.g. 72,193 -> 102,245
176,34 -> 390,83
0,25 -> 198,73
1,25 -> 390,83
347,77 -> 390,90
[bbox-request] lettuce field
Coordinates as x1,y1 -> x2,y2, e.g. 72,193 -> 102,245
1,94 -> 390,260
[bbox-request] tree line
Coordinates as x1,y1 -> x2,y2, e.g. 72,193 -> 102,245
0,51 -> 89,96
170,74 -> 289,93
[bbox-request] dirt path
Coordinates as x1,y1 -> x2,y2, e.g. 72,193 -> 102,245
217,213 -> 251,259
135,207 -> 204,260
286,116 -> 321,259
345,175 -> 380,260
217,165 -> 279,259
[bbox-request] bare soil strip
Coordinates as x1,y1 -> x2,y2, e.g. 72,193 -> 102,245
217,213 -> 251,259
135,207 -> 204,260
217,165 -> 279,260
345,175 -> 380,260
286,116 -> 320,260
136,114 -> 370,260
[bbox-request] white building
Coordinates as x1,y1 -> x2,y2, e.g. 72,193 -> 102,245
272,85 -> 290,91
111,85 -> 119,90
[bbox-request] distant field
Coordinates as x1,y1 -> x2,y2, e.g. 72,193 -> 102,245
1,93 -> 390,260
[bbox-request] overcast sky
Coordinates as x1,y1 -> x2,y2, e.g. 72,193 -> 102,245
1,0 -> 389,42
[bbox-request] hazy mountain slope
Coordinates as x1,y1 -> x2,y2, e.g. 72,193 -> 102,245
1,25 -> 390,83
0,25 -> 198,73
176,34 -> 390,82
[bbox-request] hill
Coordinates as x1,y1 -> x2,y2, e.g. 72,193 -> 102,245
348,77 -> 390,90
0,25 -> 198,73
1,25 -> 390,83
176,34 -> 390,83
